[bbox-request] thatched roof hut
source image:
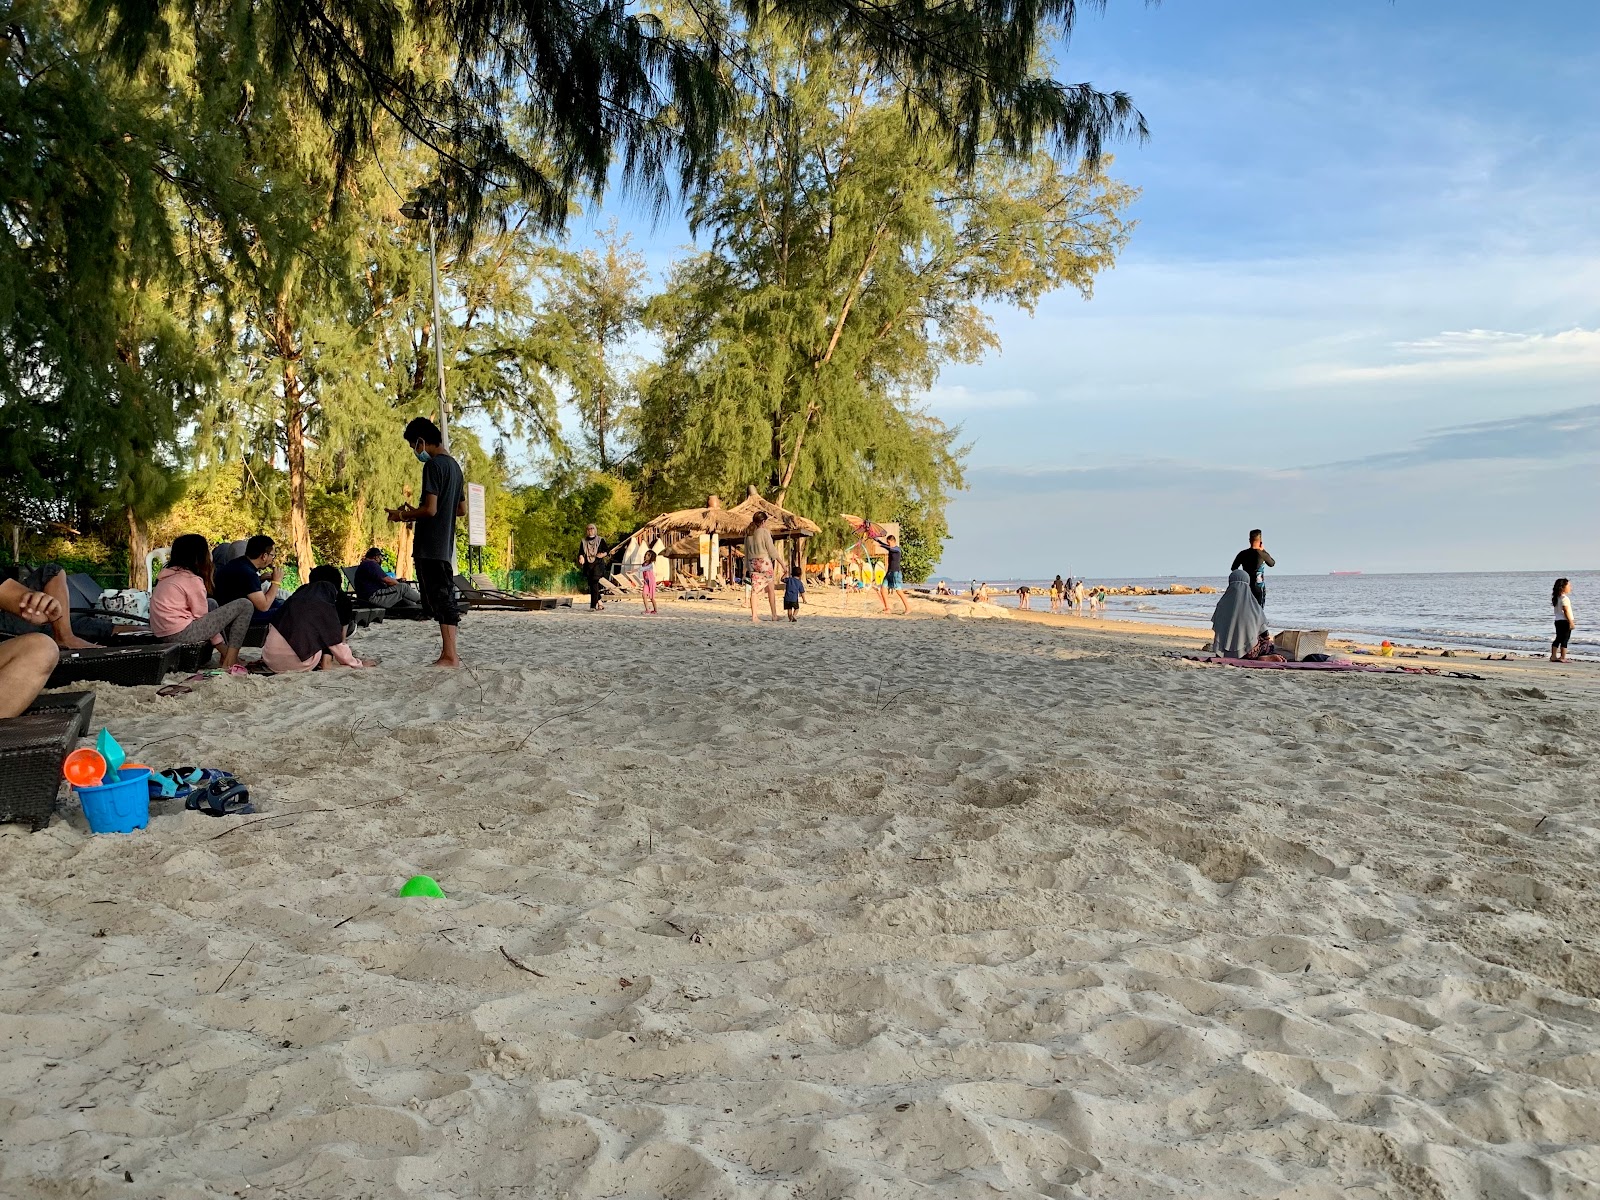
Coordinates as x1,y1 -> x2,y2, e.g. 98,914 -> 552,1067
660,533 -> 707,561
725,486 -> 821,541
643,499 -> 746,540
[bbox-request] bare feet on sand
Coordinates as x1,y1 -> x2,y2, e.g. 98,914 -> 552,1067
433,656 -> 463,668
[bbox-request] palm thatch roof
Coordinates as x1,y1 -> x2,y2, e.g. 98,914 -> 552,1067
660,533 -> 707,560
725,486 -> 821,540
641,502 -> 746,539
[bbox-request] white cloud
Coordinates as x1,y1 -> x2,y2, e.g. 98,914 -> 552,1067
923,385 -> 1038,412
1322,327 -> 1600,383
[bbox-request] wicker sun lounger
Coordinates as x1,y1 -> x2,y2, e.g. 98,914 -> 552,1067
46,643 -> 183,689
453,575 -> 567,611
0,694 -> 98,831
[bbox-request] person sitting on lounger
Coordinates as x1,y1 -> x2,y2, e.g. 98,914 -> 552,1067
0,577 -> 62,717
0,564 -> 100,648
150,534 -> 256,672
262,566 -> 376,673
214,534 -> 285,624
353,547 -> 423,610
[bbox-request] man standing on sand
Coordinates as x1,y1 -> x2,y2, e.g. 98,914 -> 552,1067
386,417 -> 465,667
1231,528 -> 1276,609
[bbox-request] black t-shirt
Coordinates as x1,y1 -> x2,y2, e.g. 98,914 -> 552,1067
1230,547 -> 1275,588
214,556 -> 264,606
887,547 -> 903,575
353,559 -> 390,601
414,453 -> 464,563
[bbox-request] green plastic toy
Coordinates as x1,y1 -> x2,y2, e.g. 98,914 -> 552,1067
96,728 -> 127,784
399,874 -> 445,898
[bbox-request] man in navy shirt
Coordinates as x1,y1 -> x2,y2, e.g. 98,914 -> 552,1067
214,534 -> 284,623
353,547 -> 423,610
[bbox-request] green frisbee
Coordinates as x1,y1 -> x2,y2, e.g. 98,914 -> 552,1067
398,874 -> 445,898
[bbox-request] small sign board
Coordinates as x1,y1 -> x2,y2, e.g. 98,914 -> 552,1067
466,482 -> 487,547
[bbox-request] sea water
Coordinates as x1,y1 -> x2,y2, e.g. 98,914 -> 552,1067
966,571 -> 1600,660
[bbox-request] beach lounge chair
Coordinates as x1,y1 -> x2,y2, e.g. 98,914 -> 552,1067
0,692 -> 97,831
47,643 -> 184,689
454,574 -> 568,611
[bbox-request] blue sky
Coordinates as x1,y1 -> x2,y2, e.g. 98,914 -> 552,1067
568,1 -> 1600,578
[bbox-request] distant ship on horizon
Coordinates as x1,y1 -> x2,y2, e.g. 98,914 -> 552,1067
1330,570 -> 1363,576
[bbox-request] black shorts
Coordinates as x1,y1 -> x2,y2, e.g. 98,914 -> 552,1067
414,558 -> 460,626
783,600 -> 800,611
1553,620 -> 1572,650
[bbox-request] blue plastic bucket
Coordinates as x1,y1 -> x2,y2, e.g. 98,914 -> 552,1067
76,767 -> 152,834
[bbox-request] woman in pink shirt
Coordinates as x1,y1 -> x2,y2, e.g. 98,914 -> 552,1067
149,534 -> 255,671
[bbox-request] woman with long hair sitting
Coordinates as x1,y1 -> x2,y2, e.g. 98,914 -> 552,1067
149,534 -> 256,672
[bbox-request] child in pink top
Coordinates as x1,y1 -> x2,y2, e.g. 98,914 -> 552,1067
640,550 -> 658,615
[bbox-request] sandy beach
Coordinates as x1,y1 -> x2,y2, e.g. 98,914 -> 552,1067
4,589 -> 1599,1199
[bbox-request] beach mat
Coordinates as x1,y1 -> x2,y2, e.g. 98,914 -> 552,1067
1176,654 -> 1482,679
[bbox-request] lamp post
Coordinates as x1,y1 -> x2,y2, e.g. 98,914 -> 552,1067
400,190 -> 451,450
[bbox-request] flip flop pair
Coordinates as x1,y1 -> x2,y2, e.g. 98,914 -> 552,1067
186,777 -> 255,817
148,767 -> 234,800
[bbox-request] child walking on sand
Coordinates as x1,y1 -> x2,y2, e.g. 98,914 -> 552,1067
783,570 -> 806,622
641,550 -> 659,615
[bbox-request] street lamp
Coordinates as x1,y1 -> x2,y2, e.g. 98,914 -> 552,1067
400,189 -> 451,450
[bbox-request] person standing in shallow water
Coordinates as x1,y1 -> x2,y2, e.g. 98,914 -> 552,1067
387,416 -> 465,668
1551,578 -> 1575,663
1231,528 -> 1275,609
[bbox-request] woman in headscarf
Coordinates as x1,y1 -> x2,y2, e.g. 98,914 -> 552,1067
1210,567 -> 1268,658
576,523 -> 610,611
744,510 -> 782,624
262,566 -> 376,673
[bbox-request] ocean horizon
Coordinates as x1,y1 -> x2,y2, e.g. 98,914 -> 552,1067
931,570 -> 1599,660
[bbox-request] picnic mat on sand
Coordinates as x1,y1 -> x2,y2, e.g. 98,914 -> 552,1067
1168,653 -> 1484,680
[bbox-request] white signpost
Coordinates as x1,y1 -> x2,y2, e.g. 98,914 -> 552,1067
467,482 -> 487,547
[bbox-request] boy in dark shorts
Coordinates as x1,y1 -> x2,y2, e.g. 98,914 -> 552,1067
783,570 -> 806,622
386,416 -> 466,667
879,534 -> 911,615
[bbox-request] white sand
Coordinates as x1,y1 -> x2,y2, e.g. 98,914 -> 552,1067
4,592 -> 1599,1198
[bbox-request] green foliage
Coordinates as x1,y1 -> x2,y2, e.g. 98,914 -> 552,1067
894,511 -> 947,585
149,462 -> 274,550
4,0 -> 1141,584
305,488 -> 356,566
89,0 -> 1143,238
511,471 -> 641,571
0,0 -> 212,535
539,224 -> 649,470
636,20 -> 1136,556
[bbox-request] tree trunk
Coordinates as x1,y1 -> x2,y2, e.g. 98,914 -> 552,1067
126,506 -> 150,590
773,222 -> 891,507
774,402 -> 818,508
396,484 -> 415,577
284,370 -> 314,572
275,304 -> 315,572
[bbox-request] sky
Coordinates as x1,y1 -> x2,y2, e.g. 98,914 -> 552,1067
565,1 -> 1600,579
